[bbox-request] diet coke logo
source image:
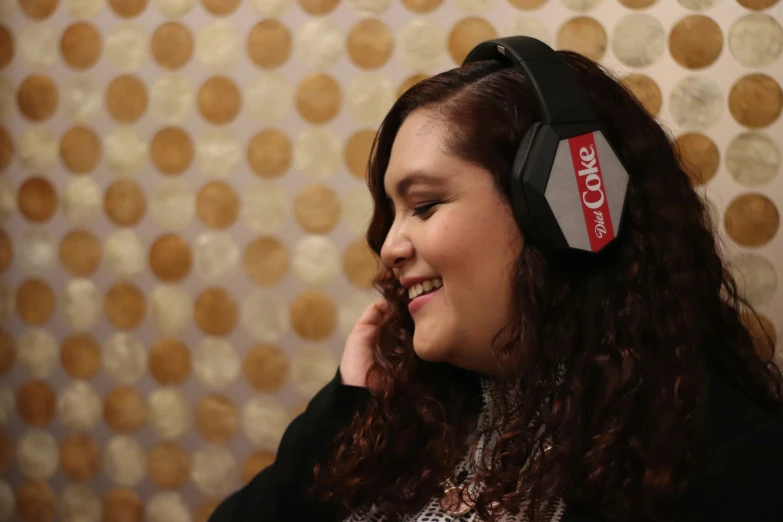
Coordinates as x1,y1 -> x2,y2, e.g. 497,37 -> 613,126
568,133 -> 615,252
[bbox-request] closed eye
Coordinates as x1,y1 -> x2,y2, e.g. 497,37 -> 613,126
412,202 -> 439,217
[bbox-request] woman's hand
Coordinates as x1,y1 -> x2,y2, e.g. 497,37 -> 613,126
339,297 -> 387,391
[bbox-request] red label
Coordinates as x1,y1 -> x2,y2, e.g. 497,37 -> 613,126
567,133 -> 615,252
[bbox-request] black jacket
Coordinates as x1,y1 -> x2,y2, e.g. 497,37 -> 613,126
209,367 -> 783,522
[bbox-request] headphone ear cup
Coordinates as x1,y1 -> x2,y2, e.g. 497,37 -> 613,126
510,122 -> 542,236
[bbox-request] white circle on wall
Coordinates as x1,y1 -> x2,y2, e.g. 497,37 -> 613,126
104,127 -> 148,176
62,177 -> 102,226
62,279 -> 101,332
150,178 -> 196,231
105,24 -> 148,72
729,13 -> 783,68
399,19 -> 446,72
292,236 -> 340,286
295,18 -> 344,70
247,73 -> 293,122
154,0 -> 194,16
150,285 -> 193,335
105,229 -> 145,278
196,21 -> 241,69
17,429 -> 58,480
148,388 -> 191,440
151,76 -> 194,124
241,396 -> 289,450
196,129 -> 240,178
64,0 -> 103,17
146,493 -> 191,522
104,332 -> 147,386
191,445 -> 238,496
17,328 -> 57,378
612,13 -> 666,68
19,228 -> 55,274
194,232 -> 240,283
728,253 -> 777,307
250,0 -> 291,16
194,337 -> 240,389
18,127 -> 57,170
726,132 -> 780,187
60,484 -> 101,522
242,182 -> 289,234
669,76 -> 723,131
346,0 -> 391,16
62,76 -> 101,123
19,23 -> 57,68
501,17 -> 551,45
240,289 -> 290,343
104,436 -> 146,487
347,73 -> 396,123
291,343 -> 338,397
58,381 -> 102,432
294,128 -> 342,180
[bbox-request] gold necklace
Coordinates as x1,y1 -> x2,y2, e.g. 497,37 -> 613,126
439,476 -> 475,516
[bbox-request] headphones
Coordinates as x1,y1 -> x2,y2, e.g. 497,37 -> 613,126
463,36 -> 630,255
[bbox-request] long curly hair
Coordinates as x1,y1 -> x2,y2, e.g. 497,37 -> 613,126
310,52 -> 783,522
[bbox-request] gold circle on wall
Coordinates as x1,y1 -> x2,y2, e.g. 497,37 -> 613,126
402,0 -> 442,12
59,433 -> 101,482
729,74 -> 783,129
345,129 -> 375,180
343,238 -> 380,288
104,386 -> 148,434
619,0 -> 657,6
674,133 -> 719,186
740,309 -> 777,362
61,333 -> 101,379
247,20 -> 292,69
197,181 -> 239,229
61,22 -> 102,70
151,22 -> 193,70
104,281 -> 146,330
243,344 -> 290,392
17,380 -> 56,426
248,129 -> 291,178
147,442 -> 191,489
294,184 -> 341,234
198,76 -> 241,125
620,74 -> 661,117
347,19 -> 394,69
0,127 -> 13,171
195,287 -> 238,335
724,193 -> 779,247
17,75 -> 58,121
0,429 -> 12,473
17,480 -> 56,522
0,27 -> 12,70
195,393 -> 239,443
149,234 -> 192,282
201,0 -> 240,15
60,229 -> 102,276
244,237 -> 289,286
151,127 -> 193,175
296,73 -> 342,124
106,75 -> 148,123
60,126 -> 101,174
0,329 -> 14,375
196,499 -> 223,522
556,16 -> 606,62
298,0 -> 340,15
16,279 -> 55,325
149,337 -> 191,385
20,0 -> 59,19
102,488 -> 143,522
737,0 -> 779,9
105,179 -> 146,226
108,0 -> 150,17
242,450 -> 275,483
448,17 -> 497,64
290,290 -> 337,341
669,15 -> 723,70
18,177 -> 57,223
397,74 -> 428,99
0,229 -> 11,272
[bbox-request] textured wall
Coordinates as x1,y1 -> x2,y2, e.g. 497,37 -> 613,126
0,0 -> 781,520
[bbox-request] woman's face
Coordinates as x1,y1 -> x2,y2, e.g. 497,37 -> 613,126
380,109 -> 524,376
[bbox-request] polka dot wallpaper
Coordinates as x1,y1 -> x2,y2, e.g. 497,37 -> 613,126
0,0 -> 781,520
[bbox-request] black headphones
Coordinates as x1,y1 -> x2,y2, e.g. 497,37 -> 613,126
463,36 -> 630,255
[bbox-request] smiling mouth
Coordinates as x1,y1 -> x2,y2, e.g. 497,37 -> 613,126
407,278 -> 443,300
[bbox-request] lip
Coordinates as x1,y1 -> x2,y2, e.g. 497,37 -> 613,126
400,275 -> 441,289
408,287 -> 441,314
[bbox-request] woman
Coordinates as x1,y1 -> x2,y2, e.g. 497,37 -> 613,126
210,37 -> 783,522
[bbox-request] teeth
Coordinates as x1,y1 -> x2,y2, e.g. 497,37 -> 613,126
408,278 -> 442,300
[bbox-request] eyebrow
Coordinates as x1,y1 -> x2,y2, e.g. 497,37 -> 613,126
385,170 -> 446,201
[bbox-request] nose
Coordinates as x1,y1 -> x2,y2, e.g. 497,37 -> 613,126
380,221 -> 413,269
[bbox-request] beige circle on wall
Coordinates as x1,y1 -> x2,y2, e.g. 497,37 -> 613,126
60,230 -> 102,277
106,75 -> 147,123
724,193 -> 779,247
198,76 -> 241,125
248,129 -> 291,178
104,332 -> 147,385
104,387 -> 147,434
191,445 -> 237,496
669,15 -> 723,70
61,126 -> 101,174
147,493 -> 191,522
202,0 -> 240,15
151,76 -> 194,124
17,429 -> 58,480
246,73 -> 292,122
19,228 -> 56,274
244,237 -> 289,286
669,76 -> 723,131
196,20 -> 240,69
347,0 -> 391,15
449,17 -> 497,64
17,328 -> 57,378
296,73 -> 341,124
61,22 -> 102,69
151,127 -> 193,175
18,177 -> 57,223
17,74 -> 58,122
62,76 -> 100,122
104,127 -> 147,175
196,394 -> 238,443
291,343 -> 338,396
345,129 -> 374,180
729,253 -> 776,307
399,19 -> 446,72
150,179 -> 195,231
293,236 -> 340,286
294,128 -> 342,179
726,132 -> 780,187
104,436 -> 146,487
20,0 -> 58,18
242,450 -> 275,483
109,0 -> 149,16
290,290 -> 337,341
195,288 -> 237,335
104,282 -> 146,330
193,338 -> 240,390
556,16 -> 606,62
154,0 -> 194,16
19,23 -> 58,69
241,289 -> 289,342
343,175 -> 372,233
620,74 -> 662,117
147,388 -> 191,441
148,338 -> 190,385
16,480 -> 56,522
193,232 -> 239,283
729,13 -> 783,68
402,0 -> 443,9
729,74 -> 782,129
197,129 -> 240,178
343,238 -> 379,288
612,13 -> 665,67
0,329 -> 14,375
241,395 -> 289,449
674,133 -> 719,186
65,0 -> 104,17
105,230 -> 144,279
294,184 -> 341,233
59,484 -> 98,522
105,23 -> 147,72
295,18 -> 344,70
58,381 -> 102,431
147,442 -> 191,489
298,0 -> 339,14
63,279 -> 101,332
60,433 -> 101,482
60,333 -> 101,379
348,18 -> 394,69
243,344 -> 289,392
16,279 -> 55,325
150,285 -> 192,335
18,127 -> 57,171
105,179 -> 146,226
102,488 -> 143,522
197,181 -> 239,229
248,20 -> 291,69
17,380 -> 56,427
347,73 -> 395,123
151,22 -> 193,70
737,0 -> 779,8
149,234 -> 192,282
243,182 -> 289,234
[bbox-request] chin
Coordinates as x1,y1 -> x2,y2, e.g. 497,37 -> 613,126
412,335 -> 451,364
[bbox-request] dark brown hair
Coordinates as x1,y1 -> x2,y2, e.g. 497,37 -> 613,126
311,52 -> 783,522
